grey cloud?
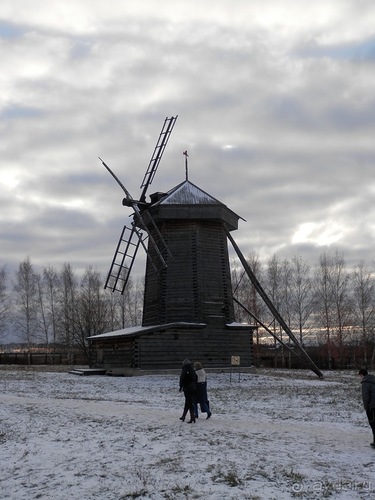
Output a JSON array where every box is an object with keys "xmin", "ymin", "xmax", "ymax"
[{"xmin": 2, "ymin": 2, "xmax": 375, "ymax": 281}]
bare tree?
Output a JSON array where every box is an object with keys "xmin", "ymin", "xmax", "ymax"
[
  {"xmin": 43, "ymin": 266, "xmax": 60, "ymax": 346},
  {"xmin": 58, "ymin": 263, "xmax": 78, "ymax": 359},
  {"xmin": 35, "ymin": 266, "xmax": 61, "ymax": 352},
  {"xmin": 313, "ymin": 252, "xmax": 335, "ymax": 368},
  {"xmin": 115, "ymin": 276, "xmax": 144, "ymax": 329},
  {"xmin": 246, "ymin": 252, "xmax": 266, "ymax": 321},
  {"xmin": 232, "ymin": 253, "xmax": 265, "ymax": 320},
  {"xmin": 13, "ymin": 257, "xmax": 39, "ymax": 355},
  {"xmin": 289, "ymin": 255, "xmax": 314, "ymax": 345},
  {"xmin": 231, "ymin": 258, "xmax": 247, "ymax": 323},
  {"xmin": 352, "ymin": 261, "xmax": 375, "ymax": 367},
  {"xmin": 313, "ymin": 252, "xmax": 351, "ymax": 368},
  {"xmin": 280, "ymin": 258, "xmax": 296, "ymax": 368},
  {"xmin": 266, "ymin": 254, "xmax": 283, "ymax": 317},
  {"xmin": 231, "ymin": 252, "xmax": 267, "ymax": 366},
  {"xmin": 0, "ymin": 266, "xmax": 11, "ymax": 343},
  {"xmin": 266, "ymin": 254, "xmax": 284, "ymax": 366},
  {"xmin": 36, "ymin": 274, "xmax": 49, "ymax": 346},
  {"xmin": 330, "ymin": 251, "xmax": 352, "ymax": 367},
  {"xmin": 72, "ymin": 266, "xmax": 110, "ymax": 362},
  {"xmin": 105, "ymin": 289, "xmax": 119, "ymax": 332},
  {"xmin": 127, "ymin": 277, "xmax": 144, "ymax": 326},
  {"xmin": 280, "ymin": 258, "xmax": 293, "ymax": 327}
]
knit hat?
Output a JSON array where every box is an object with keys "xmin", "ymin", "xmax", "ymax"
[
  {"xmin": 183, "ymin": 359, "xmax": 191, "ymax": 366},
  {"xmin": 358, "ymin": 369, "xmax": 368, "ymax": 376}
]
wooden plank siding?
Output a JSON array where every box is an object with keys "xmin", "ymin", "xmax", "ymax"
[
  {"xmin": 143, "ymin": 220, "xmax": 235, "ymax": 327},
  {"xmin": 90, "ymin": 338, "xmax": 135, "ymax": 371},
  {"xmin": 91, "ymin": 326, "xmax": 253, "ymax": 371},
  {"xmin": 137, "ymin": 328, "xmax": 253, "ymax": 369}
]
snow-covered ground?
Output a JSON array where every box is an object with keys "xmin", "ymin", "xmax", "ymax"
[{"xmin": 0, "ymin": 366, "xmax": 374, "ymax": 500}]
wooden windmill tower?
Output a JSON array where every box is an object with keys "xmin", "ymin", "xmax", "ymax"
[{"xmin": 90, "ymin": 116, "xmax": 323, "ymax": 378}]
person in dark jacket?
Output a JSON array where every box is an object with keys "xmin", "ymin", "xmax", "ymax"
[
  {"xmin": 193, "ymin": 361, "xmax": 212, "ymax": 419},
  {"xmin": 179, "ymin": 359, "xmax": 197, "ymax": 423},
  {"xmin": 358, "ymin": 368, "xmax": 375, "ymax": 447}
]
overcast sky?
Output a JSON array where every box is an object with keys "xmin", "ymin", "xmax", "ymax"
[{"xmin": 2, "ymin": 0, "xmax": 375, "ymax": 281}]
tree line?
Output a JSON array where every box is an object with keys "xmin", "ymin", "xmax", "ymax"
[
  {"xmin": 1, "ymin": 250, "xmax": 375, "ymax": 369},
  {"xmin": 0, "ymin": 257, "xmax": 144, "ymax": 363},
  {"xmin": 232, "ymin": 251, "xmax": 375, "ymax": 369}
]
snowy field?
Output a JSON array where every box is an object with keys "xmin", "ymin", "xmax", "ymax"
[{"xmin": 0, "ymin": 366, "xmax": 374, "ymax": 500}]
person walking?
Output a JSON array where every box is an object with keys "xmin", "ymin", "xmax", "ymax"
[
  {"xmin": 179, "ymin": 359, "xmax": 197, "ymax": 423},
  {"xmin": 194, "ymin": 361, "xmax": 212, "ymax": 419},
  {"xmin": 358, "ymin": 368, "xmax": 375, "ymax": 448}
]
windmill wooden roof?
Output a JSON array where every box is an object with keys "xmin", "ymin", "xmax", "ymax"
[
  {"xmin": 148, "ymin": 180, "xmax": 243, "ymax": 231},
  {"xmin": 158, "ymin": 180, "xmax": 223, "ymax": 205}
]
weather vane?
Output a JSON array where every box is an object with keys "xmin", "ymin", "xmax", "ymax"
[{"xmin": 183, "ymin": 150, "xmax": 189, "ymax": 180}]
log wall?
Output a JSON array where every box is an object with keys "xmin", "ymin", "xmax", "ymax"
[{"xmin": 91, "ymin": 326, "xmax": 253, "ymax": 371}]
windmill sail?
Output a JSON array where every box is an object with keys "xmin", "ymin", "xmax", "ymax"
[
  {"xmin": 139, "ymin": 116, "xmax": 178, "ymax": 203},
  {"xmin": 104, "ymin": 225, "xmax": 144, "ymax": 294},
  {"xmin": 101, "ymin": 116, "xmax": 177, "ymax": 295}
]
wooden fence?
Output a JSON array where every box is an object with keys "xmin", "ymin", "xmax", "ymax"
[{"xmin": 0, "ymin": 352, "xmax": 87, "ymax": 366}]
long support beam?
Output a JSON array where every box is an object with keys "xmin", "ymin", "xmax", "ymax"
[
  {"xmin": 233, "ymin": 297, "xmax": 307, "ymax": 364},
  {"xmin": 226, "ymin": 227, "xmax": 324, "ymax": 378}
]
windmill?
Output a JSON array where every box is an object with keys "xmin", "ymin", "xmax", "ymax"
[
  {"xmin": 99, "ymin": 115, "xmax": 178, "ymax": 295},
  {"xmin": 92, "ymin": 116, "xmax": 323, "ymax": 378}
]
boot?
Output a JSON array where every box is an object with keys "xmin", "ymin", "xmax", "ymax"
[
  {"xmin": 179, "ymin": 409, "xmax": 188, "ymax": 422},
  {"xmin": 187, "ymin": 409, "xmax": 196, "ymax": 423},
  {"xmin": 206, "ymin": 401, "xmax": 211, "ymax": 419}
]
